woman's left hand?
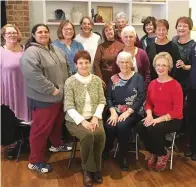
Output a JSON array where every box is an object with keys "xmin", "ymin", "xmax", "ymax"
[
  {"xmin": 91, "ymin": 116, "xmax": 99, "ymax": 130},
  {"xmin": 118, "ymin": 111, "xmax": 131, "ymax": 122},
  {"xmin": 147, "ymin": 117, "xmax": 162, "ymax": 126}
]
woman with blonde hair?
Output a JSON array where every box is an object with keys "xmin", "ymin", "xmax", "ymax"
[
  {"xmin": 1, "ymin": 24, "xmax": 30, "ymax": 159},
  {"xmin": 136, "ymin": 52, "xmax": 183, "ymax": 172}
]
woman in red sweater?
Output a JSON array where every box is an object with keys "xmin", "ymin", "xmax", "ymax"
[{"xmin": 136, "ymin": 52, "xmax": 183, "ymax": 172}]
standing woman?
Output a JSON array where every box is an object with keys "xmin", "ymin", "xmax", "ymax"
[
  {"xmin": 147, "ymin": 19, "xmax": 181, "ymax": 80},
  {"xmin": 53, "ymin": 20, "xmax": 84, "ymax": 74},
  {"xmin": 75, "ymin": 16, "xmax": 101, "ymax": 71},
  {"xmin": 140, "ymin": 16, "xmax": 156, "ymax": 52},
  {"xmin": 20, "ymin": 24, "xmax": 71, "ymax": 173},
  {"xmin": 64, "ymin": 51, "xmax": 106, "ymax": 187},
  {"xmin": 93, "ymin": 22, "xmax": 124, "ymax": 87},
  {"xmin": 1, "ymin": 24, "xmax": 30, "ymax": 159},
  {"xmin": 113, "ymin": 26, "xmax": 151, "ymax": 90}
]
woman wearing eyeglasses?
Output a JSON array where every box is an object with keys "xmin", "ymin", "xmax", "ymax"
[
  {"xmin": 1, "ymin": 24, "xmax": 30, "ymax": 160},
  {"xmin": 53, "ymin": 20, "xmax": 84, "ymax": 74},
  {"xmin": 136, "ymin": 52, "xmax": 183, "ymax": 172}
]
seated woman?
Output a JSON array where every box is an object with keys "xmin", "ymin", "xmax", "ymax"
[
  {"xmin": 136, "ymin": 52, "xmax": 183, "ymax": 172},
  {"xmin": 64, "ymin": 50, "xmax": 106, "ymax": 187},
  {"xmin": 104, "ymin": 51, "xmax": 145, "ymax": 171}
]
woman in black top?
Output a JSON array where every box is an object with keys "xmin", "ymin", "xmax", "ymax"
[{"xmin": 147, "ymin": 19, "xmax": 181, "ymax": 80}]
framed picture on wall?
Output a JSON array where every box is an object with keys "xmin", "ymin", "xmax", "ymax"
[{"xmin": 97, "ymin": 6, "xmax": 113, "ymax": 22}]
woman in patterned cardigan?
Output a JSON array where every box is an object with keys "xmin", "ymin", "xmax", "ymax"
[{"xmin": 64, "ymin": 50, "xmax": 106, "ymax": 187}]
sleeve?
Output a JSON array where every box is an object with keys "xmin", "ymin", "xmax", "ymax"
[
  {"xmin": 168, "ymin": 82, "xmax": 183, "ymax": 119},
  {"xmin": 130, "ymin": 75, "xmax": 145, "ymax": 112},
  {"xmin": 135, "ymin": 34, "xmax": 142, "ymax": 48},
  {"xmin": 67, "ymin": 109, "xmax": 85, "ymax": 125},
  {"xmin": 145, "ymin": 82, "xmax": 153, "ymax": 111},
  {"xmin": 172, "ymin": 42, "xmax": 181, "ymax": 65},
  {"xmin": 78, "ymin": 42, "xmax": 84, "ymax": 50},
  {"xmin": 141, "ymin": 49, "xmax": 151, "ymax": 90},
  {"xmin": 93, "ymin": 44, "xmax": 103, "ymax": 79},
  {"xmin": 93, "ymin": 104, "xmax": 105, "ymax": 119},
  {"xmin": 97, "ymin": 77, "xmax": 106, "ymax": 105},
  {"xmin": 20, "ymin": 49, "xmax": 55, "ymax": 95},
  {"xmin": 112, "ymin": 57, "xmax": 120, "ymax": 75},
  {"xmin": 106, "ymin": 79, "xmax": 114, "ymax": 108},
  {"xmin": 64, "ymin": 78, "xmax": 76, "ymax": 112}
]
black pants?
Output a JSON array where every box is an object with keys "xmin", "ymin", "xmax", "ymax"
[
  {"xmin": 1, "ymin": 105, "xmax": 19, "ymax": 146},
  {"xmin": 187, "ymin": 89, "xmax": 196, "ymax": 153},
  {"xmin": 136, "ymin": 119, "xmax": 182, "ymax": 156},
  {"xmin": 104, "ymin": 113, "xmax": 142, "ymax": 158}
]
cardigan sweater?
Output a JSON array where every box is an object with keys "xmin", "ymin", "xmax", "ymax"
[{"xmin": 64, "ymin": 74, "xmax": 106, "ymax": 123}]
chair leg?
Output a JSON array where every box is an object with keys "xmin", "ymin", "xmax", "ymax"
[
  {"xmin": 16, "ymin": 131, "xmax": 24, "ymax": 162},
  {"xmin": 136, "ymin": 134, "xmax": 139, "ymax": 160},
  {"xmin": 114, "ymin": 143, "xmax": 119, "ymax": 158},
  {"xmin": 170, "ymin": 132, "xmax": 176, "ymax": 170},
  {"xmin": 68, "ymin": 139, "xmax": 77, "ymax": 169}
]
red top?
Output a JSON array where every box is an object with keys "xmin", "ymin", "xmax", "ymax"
[{"xmin": 145, "ymin": 79, "xmax": 183, "ymax": 119}]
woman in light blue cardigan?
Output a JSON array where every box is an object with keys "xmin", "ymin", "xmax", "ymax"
[
  {"xmin": 64, "ymin": 50, "xmax": 106, "ymax": 187},
  {"xmin": 53, "ymin": 20, "xmax": 84, "ymax": 74}
]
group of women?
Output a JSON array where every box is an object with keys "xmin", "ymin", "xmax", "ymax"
[{"xmin": 1, "ymin": 12, "xmax": 196, "ymax": 187}]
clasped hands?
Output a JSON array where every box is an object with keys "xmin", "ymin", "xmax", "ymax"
[
  {"xmin": 81, "ymin": 116, "xmax": 99, "ymax": 131},
  {"xmin": 142, "ymin": 115, "xmax": 162, "ymax": 127},
  {"xmin": 107, "ymin": 110, "xmax": 131, "ymax": 126}
]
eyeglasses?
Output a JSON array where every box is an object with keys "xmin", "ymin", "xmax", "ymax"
[
  {"xmin": 5, "ymin": 32, "xmax": 18, "ymax": 36},
  {"xmin": 155, "ymin": 64, "xmax": 169, "ymax": 68},
  {"xmin": 63, "ymin": 28, "xmax": 73, "ymax": 32}
]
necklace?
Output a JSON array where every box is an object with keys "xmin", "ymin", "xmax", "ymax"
[{"xmin": 158, "ymin": 83, "xmax": 165, "ymax": 91}]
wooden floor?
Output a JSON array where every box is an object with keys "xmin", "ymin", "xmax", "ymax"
[{"xmin": 1, "ymin": 139, "xmax": 196, "ymax": 187}]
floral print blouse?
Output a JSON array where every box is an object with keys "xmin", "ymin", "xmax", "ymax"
[{"xmin": 107, "ymin": 73, "xmax": 145, "ymax": 115}]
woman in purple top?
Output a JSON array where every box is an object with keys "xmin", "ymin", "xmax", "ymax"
[
  {"xmin": 112, "ymin": 25, "xmax": 151, "ymax": 90},
  {"xmin": 1, "ymin": 24, "xmax": 30, "ymax": 159}
]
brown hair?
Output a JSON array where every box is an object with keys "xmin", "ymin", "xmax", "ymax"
[
  {"xmin": 175, "ymin": 17, "xmax": 193, "ymax": 30},
  {"xmin": 74, "ymin": 50, "xmax": 91, "ymax": 64},
  {"xmin": 1, "ymin": 24, "xmax": 22, "ymax": 45},
  {"xmin": 57, "ymin": 20, "xmax": 76, "ymax": 40},
  {"xmin": 156, "ymin": 19, "xmax": 169, "ymax": 30},
  {"xmin": 102, "ymin": 22, "xmax": 115, "ymax": 42},
  {"xmin": 80, "ymin": 16, "xmax": 94, "ymax": 26},
  {"xmin": 142, "ymin": 16, "xmax": 156, "ymax": 34}
]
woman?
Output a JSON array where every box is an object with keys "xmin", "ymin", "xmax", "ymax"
[
  {"xmin": 93, "ymin": 22, "xmax": 124, "ymax": 87},
  {"xmin": 20, "ymin": 24, "xmax": 71, "ymax": 173},
  {"xmin": 172, "ymin": 17, "xmax": 195, "ymax": 93},
  {"xmin": 147, "ymin": 19, "xmax": 181, "ymax": 80},
  {"xmin": 112, "ymin": 25, "xmax": 151, "ymax": 90},
  {"xmin": 1, "ymin": 24, "xmax": 30, "ymax": 160},
  {"xmin": 115, "ymin": 11, "xmax": 141, "ymax": 48},
  {"xmin": 185, "ymin": 42, "xmax": 196, "ymax": 161},
  {"xmin": 141, "ymin": 16, "xmax": 156, "ymax": 52},
  {"xmin": 75, "ymin": 16, "xmax": 101, "ymax": 71},
  {"xmin": 53, "ymin": 20, "xmax": 84, "ymax": 74},
  {"xmin": 64, "ymin": 50, "xmax": 106, "ymax": 187},
  {"xmin": 136, "ymin": 52, "xmax": 183, "ymax": 172},
  {"xmin": 104, "ymin": 51, "xmax": 145, "ymax": 171}
]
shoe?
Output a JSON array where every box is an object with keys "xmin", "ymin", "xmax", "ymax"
[
  {"xmin": 120, "ymin": 157, "xmax": 129, "ymax": 171},
  {"xmin": 49, "ymin": 144, "xmax": 72, "ymax": 152},
  {"xmin": 83, "ymin": 170, "xmax": 93, "ymax": 187},
  {"xmin": 7, "ymin": 142, "xmax": 19, "ymax": 160},
  {"xmin": 184, "ymin": 150, "xmax": 193, "ymax": 157},
  {"xmin": 191, "ymin": 154, "xmax": 196, "ymax": 161},
  {"xmin": 147, "ymin": 153, "xmax": 156, "ymax": 170},
  {"xmin": 92, "ymin": 171, "xmax": 103, "ymax": 184},
  {"xmin": 28, "ymin": 162, "xmax": 52, "ymax": 173},
  {"xmin": 155, "ymin": 150, "xmax": 170, "ymax": 172}
]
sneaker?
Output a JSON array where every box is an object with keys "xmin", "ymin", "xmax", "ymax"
[
  {"xmin": 49, "ymin": 144, "xmax": 72, "ymax": 152},
  {"xmin": 28, "ymin": 162, "xmax": 52, "ymax": 173},
  {"xmin": 156, "ymin": 150, "xmax": 170, "ymax": 172},
  {"xmin": 147, "ymin": 153, "xmax": 156, "ymax": 170}
]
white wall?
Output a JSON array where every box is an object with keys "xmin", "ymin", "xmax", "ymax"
[{"xmin": 189, "ymin": 0, "xmax": 196, "ymax": 40}]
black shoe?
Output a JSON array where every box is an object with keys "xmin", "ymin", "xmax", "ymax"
[
  {"xmin": 83, "ymin": 171, "xmax": 93, "ymax": 187},
  {"xmin": 184, "ymin": 150, "xmax": 193, "ymax": 157},
  {"xmin": 120, "ymin": 157, "xmax": 129, "ymax": 171},
  {"xmin": 7, "ymin": 143, "xmax": 19, "ymax": 160},
  {"xmin": 191, "ymin": 154, "xmax": 196, "ymax": 161},
  {"xmin": 93, "ymin": 171, "xmax": 103, "ymax": 184}
]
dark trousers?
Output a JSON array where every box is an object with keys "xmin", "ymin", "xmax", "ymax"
[
  {"xmin": 104, "ymin": 113, "xmax": 142, "ymax": 158},
  {"xmin": 66, "ymin": 120, "xmax": 105, "ymax": 172},
  {"xmin": 187, "ymin": 89, "xmax": 196, "ymax": 153},
  {"xmin": 136, "ymin": 119, "xmax": 182, "ymax": 156},
  {"xmin": 29, "ymin": 103, "xmax": 64, "ymax": 163}
]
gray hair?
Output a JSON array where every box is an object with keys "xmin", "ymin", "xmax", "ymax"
[
  {"xmin": 116, "ymin": 51, "xmax": 133, "ymax": 66},
  {"xmin": 121, "ymin": 25, "xmax": 136, "ymax": 38},
  {"xmin": 115, "ymin": 12, "xmax": 127, "ymax": 21}
]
